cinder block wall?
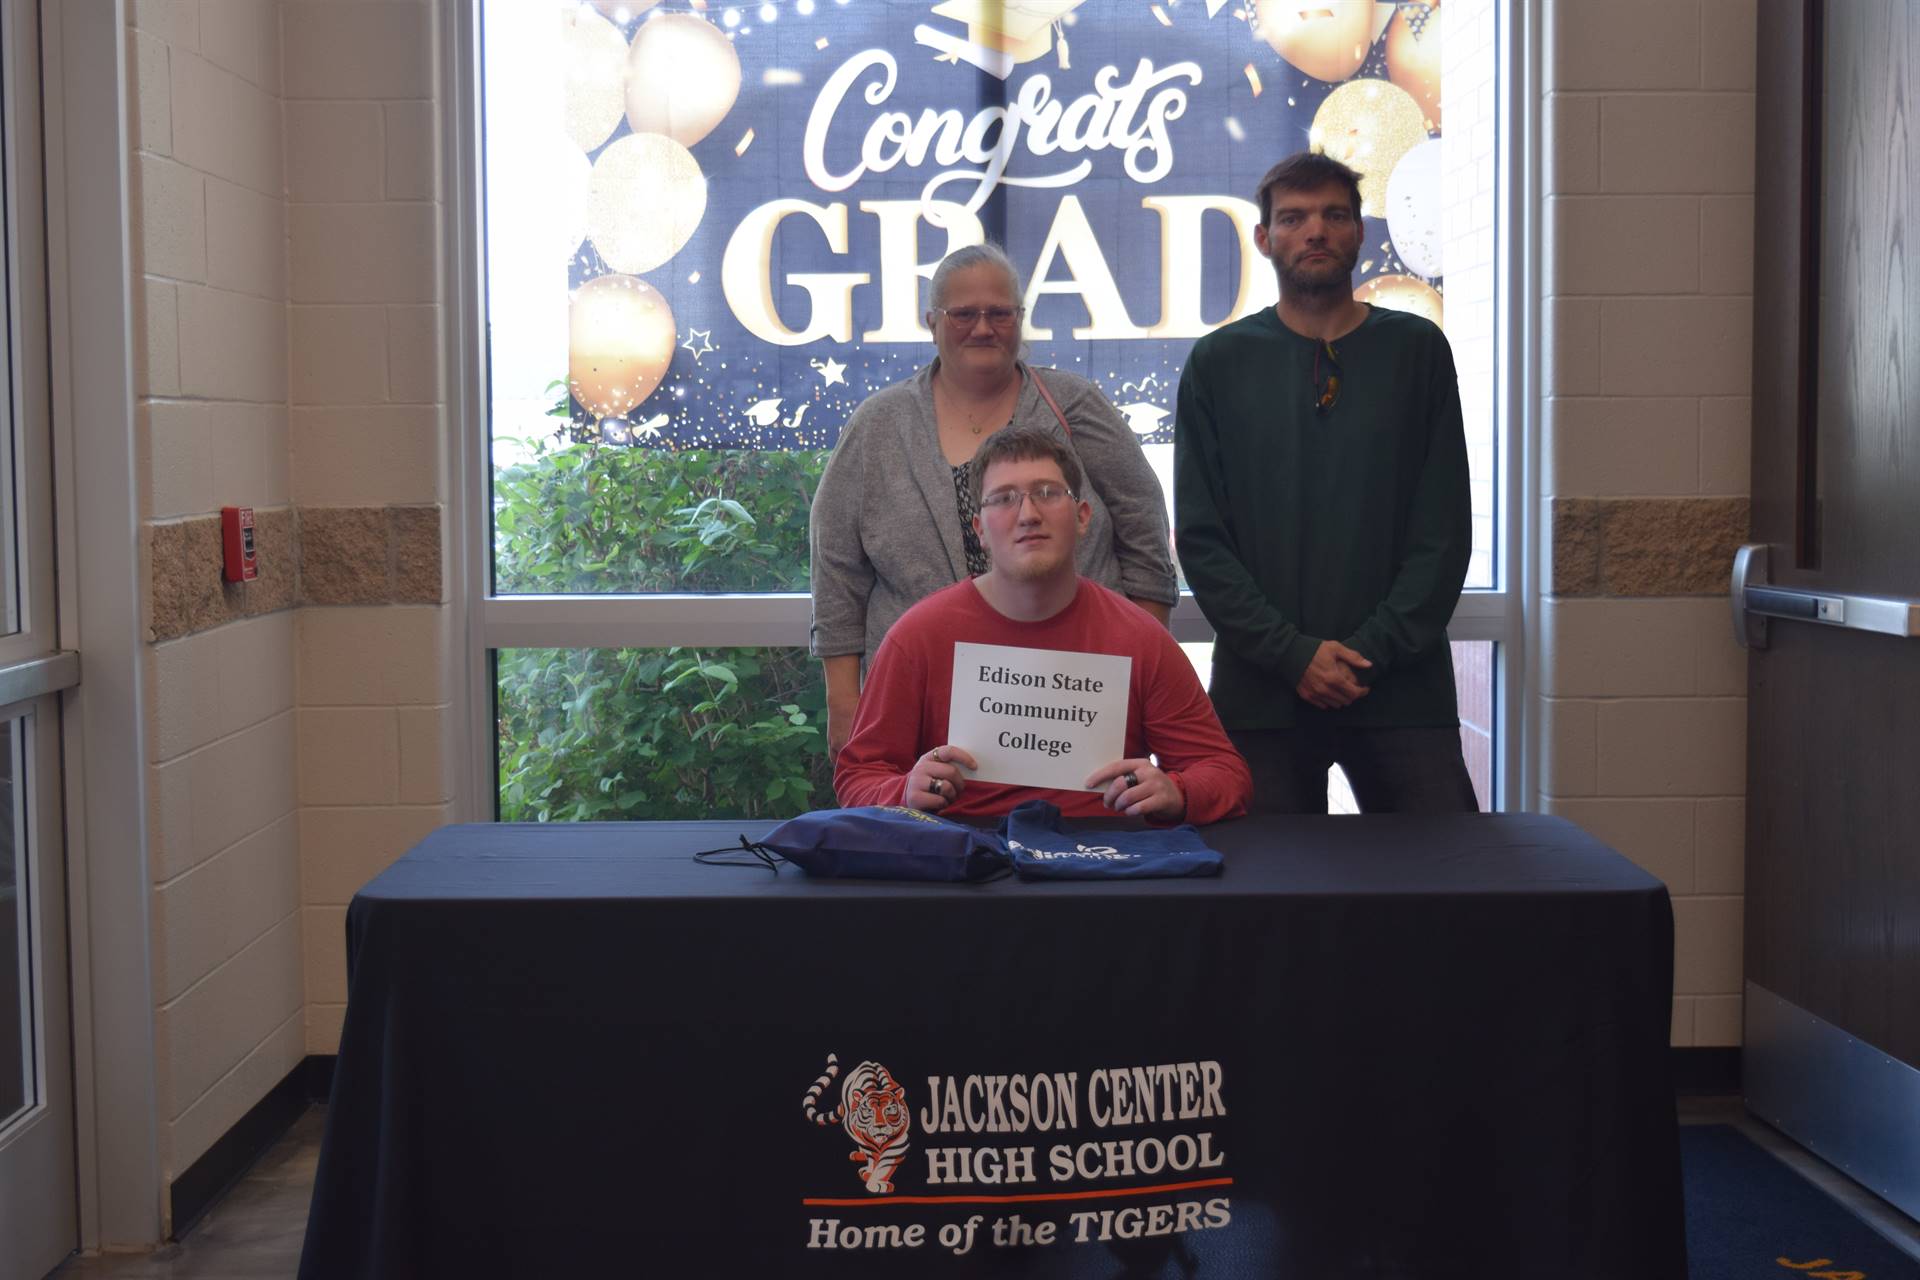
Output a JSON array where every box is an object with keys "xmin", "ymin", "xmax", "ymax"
[
  {"xmin": 1539, "ymin": 0, "xmax": 1756, "ymax": 1047},
  {"xmin": 128, "ymin": 0, "xmax": 301, "ymax": 1189},
  {"xmin": 125, "ymin": 0, "xmax": 454, "ymax": 1192},
  {"xmin": 282, "ymin": 0, "xmax": 453, "ymax": 1061}
]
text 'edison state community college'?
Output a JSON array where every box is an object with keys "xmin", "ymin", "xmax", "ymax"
[{"xmin": 975, "ymin": 662, "xmax": 1110, "ymax": 733}]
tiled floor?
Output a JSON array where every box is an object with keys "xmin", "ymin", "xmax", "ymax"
[
  {"xmin": 40, "ymin": 1099, "xmax": 1920, "ymax": 1278},
  {"xmin": 47, "ymin": 1108, "xmax": 321, "ymax": 1279}
]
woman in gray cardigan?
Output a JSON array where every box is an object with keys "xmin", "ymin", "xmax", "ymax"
[{"xmin": 809, "ymin": 243, "xmax": 1179, "ymax": 756}]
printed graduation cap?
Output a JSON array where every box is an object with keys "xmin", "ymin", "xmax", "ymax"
[{"xmin": 926, "ymin": 0, "xmax": 1086, "ymax": 66}]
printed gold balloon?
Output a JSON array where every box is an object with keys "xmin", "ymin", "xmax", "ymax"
[
  {"xmin": 568, "ymin": 274, "xmax": 678, "ymax": 421},
  {"xmin": 1355, "ymin": 274, "xmax": 1444, "ymax": 328},
  {"xmin": 561, "ymin": 7, "xmax": 629, "ymax": 154},
  {"xmin": 623, "ymin": 13, "xmax": 743, "ymax": 149},
  {"xmin": 586, "ymin": 132, "xmax": 707, "ymax": 274},
  {"xmin": 1309, "ymin": 79, "xmax": 1430, "ymax": 217},
  {"xmin": 1386, "ymin": 0, "xmax": 1443, "ymax": 130},
  {"xmin": 1254, "ymin": 0, "xmax": 1375, "ymax": 83}
]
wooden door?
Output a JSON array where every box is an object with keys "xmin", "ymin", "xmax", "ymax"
[{"xmin": 1744, "ymin": 0, "xmax": 1920, "ymax": 1220}]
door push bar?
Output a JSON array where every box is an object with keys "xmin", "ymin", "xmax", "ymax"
[{"xmin": 1731, "ymin": 543, "xmax": 1920, "ymax": 649}]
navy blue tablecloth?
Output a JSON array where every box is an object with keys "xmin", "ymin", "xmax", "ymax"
[{"xmin": 299, "ymin": 814, "xmax": 1685, "ymax": 1279}]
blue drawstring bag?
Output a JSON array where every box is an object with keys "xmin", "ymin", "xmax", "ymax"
[
  {"xmin": 1001, "ymin": 800, "xmax": 1224, "ymax": 879},
  {"xmin": 700, "ymin": 806, "xmax": 1011, "ymax": 882}
]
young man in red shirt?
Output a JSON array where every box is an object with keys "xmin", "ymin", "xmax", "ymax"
[{"xmin": 835, "ymin": 428, "xmax": 1250, "ymax": 825}]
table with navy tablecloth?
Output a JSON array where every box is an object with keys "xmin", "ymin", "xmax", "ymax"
[{"xmin": 298, "ymin": 814, "xmax": 1685, "ymax": 1279}]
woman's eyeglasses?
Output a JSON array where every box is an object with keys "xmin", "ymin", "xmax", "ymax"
[
  {"xmin": 935, "ymin": 306, "xmax": 1025, "ymax": 332},
  {"xmin": 980, "ymin": 483, "xmax": 1076, "ymax": 514},
  {"xmin": 1313, "ymin": 339, "xmax": 1342, "ymax": 413}
]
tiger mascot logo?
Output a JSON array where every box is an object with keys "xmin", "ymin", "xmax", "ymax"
[{"xmin": 802, "ymin": 1053, "xmax": 911, "ymax": 1194}]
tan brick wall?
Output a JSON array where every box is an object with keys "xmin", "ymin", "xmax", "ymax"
[
  {"xmin": 129, "ymin": 0, "xmax": 301, "ymax": 1183},
  {"xmin": 129, "ymin": 0, "xmax": 454, "ymax": 1180},
  {"xmin": 1540, "ymin": 0, "xmax": 1756, "ymax": 1048},
  {"xmin": 283, "ymin": 0, "xmax": 451, "ymax": 1058}
]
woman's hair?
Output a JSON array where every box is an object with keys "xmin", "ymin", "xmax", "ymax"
[
  {"xmin": 970, "ymin": 426, "xmax": 1083, "ymax": 503},
  {"xmin": 928, "ymin": 242, "xmax": 1026, "ymax": 313}
]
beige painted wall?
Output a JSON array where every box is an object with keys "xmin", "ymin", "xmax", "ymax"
[
  {"xmin": 1540, "ymin": 0, "xmax": 1757, "ymax": 1047},
  {"xmin": 113, "ymin": 0, "xmax": 1764, "ymax": 1193}
]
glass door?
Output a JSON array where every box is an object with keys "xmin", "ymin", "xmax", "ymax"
[
  {"xmin": 0, "ymin": 1, "xmax": 79, "ymax": 1275},
  {"xmin": 0, "ymin": 695, "xmax": 71, "ymax": 1279}
]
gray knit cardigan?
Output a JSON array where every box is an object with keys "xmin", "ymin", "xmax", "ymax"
[{"xmin": 809, "ymin": 360, "xmax": 1178, "ymax": 666}]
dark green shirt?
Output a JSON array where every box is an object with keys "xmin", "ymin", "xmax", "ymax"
[{"xmin": 1173, "ymin": 305, "xmax": 1471, "ymax": 729}]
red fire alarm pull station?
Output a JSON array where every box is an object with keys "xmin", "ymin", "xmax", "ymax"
[{"xmin": 221, "ymin": 506, "xmax": 257, "ymax": 582}]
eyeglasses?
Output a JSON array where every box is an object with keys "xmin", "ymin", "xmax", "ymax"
[
  {"xmin": 1312, "ymin": 339, "xmax": 1342, "ymax": 413},
  {"xmin": 934, "ymin": 305, "xmax": 1025, "ymax": 332},
  {"xmin": 980, "ymin": 483, "xmax": 1076, "ymax": 514}
]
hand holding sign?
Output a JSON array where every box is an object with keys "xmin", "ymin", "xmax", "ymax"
[
  {"xmin": 904, "ymin": 745, "xmax": 979, "ymax": 814},
  {"xmin": 1086, "ymin": 759, "xmax": 1185, "ymax": 822}
]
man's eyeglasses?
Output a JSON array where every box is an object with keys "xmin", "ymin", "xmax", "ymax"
[
  {"xmin": 935, "ymin": 305, "xmax": 1025, "ymax": 332},
  {"xmin": 1313, "ymin": 339, "xmax": 1342, "ymax": 413},
  {"xmin": 980, "ymin": 482, "xmax": 1076, "ymax": 514}
]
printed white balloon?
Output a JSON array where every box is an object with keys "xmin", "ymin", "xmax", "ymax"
[
  {"xmin": 624, "ymin": 13, "xmax": 743, "ymax": 148},
  {"xmin": 1386, "ymin": 138, "xmax": 1444, "ymax": 280},
  {"xmin": 561, "ymin": 7, "xmax": 630, "ymax": 154}
]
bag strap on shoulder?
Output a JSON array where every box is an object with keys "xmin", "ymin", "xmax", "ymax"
[{"xmin": 1030, "ymin": 369, "xmax": 1072, "ymax": 439}]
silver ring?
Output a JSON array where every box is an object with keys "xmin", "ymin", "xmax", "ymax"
[
  {"xmin": 1124, "ymin": 771, "xmax": 1139, "ymax": 789},
  {"xmin": 931, "ymin": 778, "xmax": 946, "ymax": 797}
]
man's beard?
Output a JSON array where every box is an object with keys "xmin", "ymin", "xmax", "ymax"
[
  {"xmin": 994, "ymin": 541, "xmax": 1070, "ymax": 584},
  {"xmin": 1277, "ymin": 248, "xmax": 1357, "ymax": 299}
]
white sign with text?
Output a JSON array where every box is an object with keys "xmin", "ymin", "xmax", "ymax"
[{"xmin": 947, "ymin": 642, "xmax": 1132, "ymax": 791}]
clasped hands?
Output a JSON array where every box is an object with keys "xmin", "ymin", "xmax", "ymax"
[
  {"xmin": 1296, "ymin": 640, "xmax": 1373, "ymax": 710},
  {"xmin": 904, "ymin": 746, "xmax": 1185, "ymax": 820}
]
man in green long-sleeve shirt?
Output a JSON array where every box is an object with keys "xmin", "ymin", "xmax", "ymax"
[{"xmin": 1173, "ymin": 151, "xmax": 1477, "ymax": 813}]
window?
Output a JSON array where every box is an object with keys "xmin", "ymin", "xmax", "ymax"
[{"xmin": 468, "ymin": 0, "xmax": 1519, "ymax": 816}]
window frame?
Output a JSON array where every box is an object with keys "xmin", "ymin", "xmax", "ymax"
[{"xmin": 450, "ymin": 0, "xmax": 1540, "ymax": 817}]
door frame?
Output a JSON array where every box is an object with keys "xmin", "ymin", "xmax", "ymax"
[{"xmin": 42, "ymin": 0, "xmax": 161, "ymax": 1250}]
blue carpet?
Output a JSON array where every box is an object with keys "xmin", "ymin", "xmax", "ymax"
[{"xmin": 1683, "ymin": 1125, "xmax": 1920, "ymax": 1279}]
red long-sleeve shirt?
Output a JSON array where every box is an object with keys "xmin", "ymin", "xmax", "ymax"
[{"xmin": 835, "ymin": 579, "xmax": 1251, "ymax": 824}]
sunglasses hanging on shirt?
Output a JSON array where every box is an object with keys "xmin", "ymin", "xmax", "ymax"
[{"xmin": 1313, "ymin": 339, "xmax": 1342, "ymax": 414}]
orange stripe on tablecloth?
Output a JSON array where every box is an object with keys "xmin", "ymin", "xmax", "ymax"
[{"xmin": 802, "ymin": 1177, "xmax": 1233, "ymax": 1207}]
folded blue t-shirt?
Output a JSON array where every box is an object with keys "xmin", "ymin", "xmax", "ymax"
[{"xmin": 1002, "ymin": 800, "xmax": 1224, "ymax": 879}]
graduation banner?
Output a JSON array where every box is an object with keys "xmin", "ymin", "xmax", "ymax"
[{"xmin": 483, "ymin": 0, "xmax": 1446, "ymax": 460}]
